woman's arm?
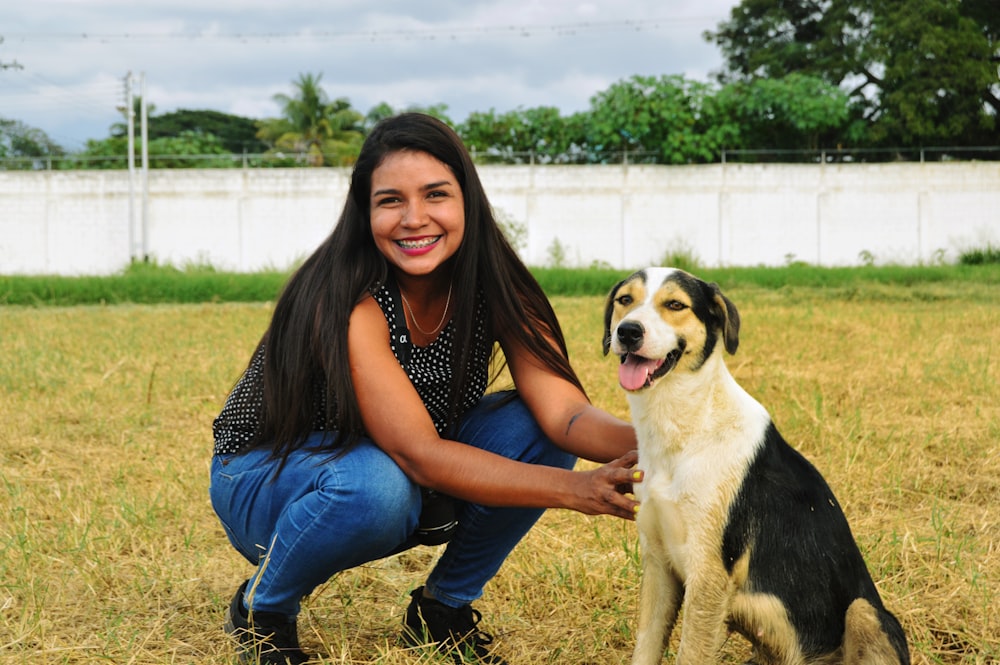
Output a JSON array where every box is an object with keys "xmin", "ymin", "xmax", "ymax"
[
  {"xmin": 500, "ymin": 333, "xmax": 637, "ymax": 464},
  {"xmin": 348, "ymin": 295, "xmax": 639, "ymax": 520}
]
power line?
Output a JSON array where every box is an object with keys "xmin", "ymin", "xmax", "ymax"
[{"xmin": 2, "ymin": 17, "xmax": 721, "ymax": 44}]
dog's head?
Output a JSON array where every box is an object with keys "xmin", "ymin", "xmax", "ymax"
[{"xmin": 602, "ymin": 267, "xmax": 740, "ymax": 392}]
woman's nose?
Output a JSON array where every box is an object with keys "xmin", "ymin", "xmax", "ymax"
[{"xmin": 400, "ymin": 201, "xmax": 426, "ymax": 227}]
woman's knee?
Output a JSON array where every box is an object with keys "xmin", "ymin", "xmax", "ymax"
[
  {"xmin": 352, "ymin": 462, "xmax": 420, "ymax": 522},
  {"xmin": 323, "ymin": 445, "xmax": 421, "ymax": 533}
]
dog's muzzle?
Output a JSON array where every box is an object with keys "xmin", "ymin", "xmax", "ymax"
[{"xmin": 615, "ymin": 321, "xmax": 685, "ymax": 391}]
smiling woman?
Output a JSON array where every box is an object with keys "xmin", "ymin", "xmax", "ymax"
[
  {"xmin": 369, "ymin": 150, "xmax": 466, "ymax": 341},
  {"xmin": 207, "ymin": 113, "xmax": 640, "ymax": 664}
]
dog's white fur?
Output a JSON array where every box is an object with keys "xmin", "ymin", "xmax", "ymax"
[{"xmin": 605, "ymin": 267, "xmax": 907, "ymax": 665}]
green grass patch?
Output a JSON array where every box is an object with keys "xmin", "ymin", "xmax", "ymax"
[
  {"xmin": 0, "ymin": 261, "xmax": 288, "ymax": 306},
  {"xmin": 3, "ymin": 262, "xmax": 999, "ymax": 306}
]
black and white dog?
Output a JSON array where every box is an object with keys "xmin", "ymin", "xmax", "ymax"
[{"xmin": 603, "ymin": 267, "xmax": 909, "ymax": 665}]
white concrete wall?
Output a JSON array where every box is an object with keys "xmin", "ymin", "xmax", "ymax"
[{"xmin": 1, "ymin": 162, "xmax": 997, "ymax": 275}]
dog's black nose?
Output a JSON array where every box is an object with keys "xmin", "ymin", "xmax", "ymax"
[{"xmin": 616, "ymin": 321, "xmax": 644, "ymax": 351}]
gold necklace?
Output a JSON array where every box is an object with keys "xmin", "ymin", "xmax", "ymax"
[{"xmin": 400, "ymin": 283, "xmax": 453, "ymax": 336}]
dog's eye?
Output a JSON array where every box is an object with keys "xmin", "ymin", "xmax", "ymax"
[
  {"xmin": 665, "ymin": 300, "xmax": 687, "ymax": 311},
  {"xmin": 616, "ymin": 295, "xmax": 633, "ymax": 306}
]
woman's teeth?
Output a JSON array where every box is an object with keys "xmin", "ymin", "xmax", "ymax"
[{"xmin": 397, "ymin": 236, "xmax": 440, "ymax": 249}]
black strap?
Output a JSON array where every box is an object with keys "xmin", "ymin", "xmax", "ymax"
[{"xmin": 383, "ymin": 278, "xmax": 412, "ymax": 367}]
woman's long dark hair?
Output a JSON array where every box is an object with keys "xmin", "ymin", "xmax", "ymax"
[{"xmin": 252, "ymin": 113, "xmax": 584, "ymax": 464}]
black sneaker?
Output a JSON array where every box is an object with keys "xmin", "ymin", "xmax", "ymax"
[
  {"xmin": 401, "ymin": 587, "xmax": 508, "ymax": 665},
  {"xmin": 224, "ymin": 580, "xmax": 310, "ymax": 665}
]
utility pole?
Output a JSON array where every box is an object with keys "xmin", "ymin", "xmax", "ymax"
[
  {"xmin": 121, "ymin": 71, "xmax": 149, "ymax": 262},
  {"xmin": 125, "ymin": 72, "xmax": 137, "ymax": 261},
  {"xmin": 140, "ymin": 72, "xmax": 149, "ymax": 261}
]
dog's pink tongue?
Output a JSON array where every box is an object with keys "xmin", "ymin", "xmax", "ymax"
[{"xmin": 619, "ymin": 355, "xmax": 662, "ymax": 391}]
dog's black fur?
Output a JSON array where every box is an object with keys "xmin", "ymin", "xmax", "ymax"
[{"xmin": 723, "ymin": 422, "xmax": 905, "ymax": 659}]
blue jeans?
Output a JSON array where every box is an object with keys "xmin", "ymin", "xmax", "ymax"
[{"xmin": 209, "ymin": 391, "xmax": 576, "ymax": 616}]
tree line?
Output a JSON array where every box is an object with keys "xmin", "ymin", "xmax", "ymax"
[{"xmin": 2, "ymin": 0, "xmax": 997, "ymax": 168}]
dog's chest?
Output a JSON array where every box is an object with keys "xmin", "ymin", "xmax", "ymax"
[
  {"xmin": 635, "ymin": 441, "xmax": 753, "ymax": 580},
  {"xmin": 625, "ymin": 364, "xmax": 770, "ymax": 579}
]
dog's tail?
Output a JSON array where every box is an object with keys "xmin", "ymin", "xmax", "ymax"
[{"xmin": 842, "ymin": 598, "xmax": 910, "ymax": 665}]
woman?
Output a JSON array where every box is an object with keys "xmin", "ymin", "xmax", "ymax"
[{"xmin": 210, "ymin": 113, "xmax": 640, "ymax": 665}]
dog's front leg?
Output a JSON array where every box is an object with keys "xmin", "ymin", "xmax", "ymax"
[
  {"xmin": 674, "ymin": 564, "xmax": 732, "ymax": 665},
  {"xmin": 631, "ymin": 548, "xmax": 682, "ymax": 665}
]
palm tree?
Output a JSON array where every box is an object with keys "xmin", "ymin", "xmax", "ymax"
[{"xmin": 257, "ymin": 73, "xmax": 364, "ymax": 166}]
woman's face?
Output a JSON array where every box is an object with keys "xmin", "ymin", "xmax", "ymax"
[{"xmin": 369, "ymin": 150, "xmax": 465, "ymax": 279}]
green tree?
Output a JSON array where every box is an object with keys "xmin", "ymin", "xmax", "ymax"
[
  {"xmin": 74, "ymin": 136, "xmax": 129, "ymax": 169},
  {"xmin": 73, "ymin": 131, "xmax": 236, "ymax": 169},
  {"xmin": 0, "ymin": 118, "xmax": 66, "ymax": 169},
  {"xmin": 149, "ymin": 109, "xmax": 268, "ymax": 154},
  {"xmin": 706, "ymin": 0, "xmax": 999, "ymax": 149},
  {"xmin": 715, "ymin": 73, "xmax": 853, "ymax": 155},
  {"xmin": 585, "ymin": 75, "xmax": 738, "ymax": 163},
  {"xmin": 458, "ymin": 108, "xmax": 520, "ymax": 161},
  {"xmin": 872, "ymin": 0, "xmax": 998, "ymax": 146},
  {"xmin": 146, "ymin": 131, "xmax": 237, "ymax": 168},
  {"xmin": 256, "ymin": 73, "xmax": 364, "ymax": 166},
  {"xmin": 363, "ymin": 102, "xmax": 453, "ymax": 132},
  {"xmin": 458, "ymin": 107, "xmax": 585, "ymax": 163},
  {"xmin": 364, "ymin": 102, "xmax": 397, "ymax": 132},
  {"xmin": 707, "ymin": 0, "xmax": 872, "ymax": 87}
]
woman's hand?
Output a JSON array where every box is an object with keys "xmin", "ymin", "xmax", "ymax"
[{"xmin": 570, "ymin": 450, "xmax": 642, "ymax": 520}]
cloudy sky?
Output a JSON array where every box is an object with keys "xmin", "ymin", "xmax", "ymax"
[{"xmin": 1, "ymin": 0, "xmax": 739, "ymax": 151}]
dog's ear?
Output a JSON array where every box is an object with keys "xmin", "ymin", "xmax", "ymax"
[
  {"xmin": 709, "ymin": 283, "xmax": 740, "ymax": 355},
  {"xmin": 602, "ymin": 278, "xmax": 627, "ymax": 356}
]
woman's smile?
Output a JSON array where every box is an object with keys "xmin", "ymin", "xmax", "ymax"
[{"xmin": 396, "ymin": 235, "xmax": 443, "ymax": 254}]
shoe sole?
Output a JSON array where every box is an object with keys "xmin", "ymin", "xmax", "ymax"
[
  {"xmin": 223, "ymin": 606, "xmax": 253, "ymax": 665},
  {"xmin": 224, "ymin": 605, "xmax": 237, "ymax": 636}
]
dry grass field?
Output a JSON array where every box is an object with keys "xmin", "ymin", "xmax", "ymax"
[{"xmin": 1, "ymin": 282, "xmax": 997, "ymax": 664}]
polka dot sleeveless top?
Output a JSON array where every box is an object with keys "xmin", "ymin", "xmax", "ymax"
[{"xmin": 212, "ymin": 282, "xmax": 492, "ymax": 456}]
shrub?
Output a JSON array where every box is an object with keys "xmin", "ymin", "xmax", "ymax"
[{"xmin": 959, "ymin": 244, "xmax": 1000, "ymax": 265}]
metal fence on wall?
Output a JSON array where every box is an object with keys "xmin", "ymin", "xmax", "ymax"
[{"xmin": 3, "ymin": 145, "xmax": 1000, "ymax": 171}]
